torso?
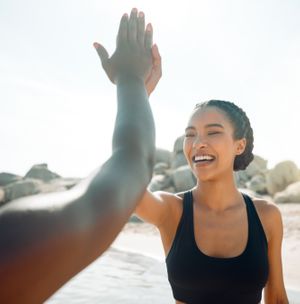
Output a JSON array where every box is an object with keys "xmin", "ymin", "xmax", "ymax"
[
  {"xmin": 158, "ymin": 191, "xmax": 271, "ymax": 259},
  {"xmin": 158, "ymin": 190, "xmax": 271, "ymax": 304}
]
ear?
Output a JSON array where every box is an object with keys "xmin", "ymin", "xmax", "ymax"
[{"xmin": 235, "ymin": 138, "xmax": 246, "ymax": 155}]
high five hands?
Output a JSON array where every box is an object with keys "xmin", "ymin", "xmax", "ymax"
[{"xmin": 94, "ymin": 8, "xmax": 161, "ymax": 96}]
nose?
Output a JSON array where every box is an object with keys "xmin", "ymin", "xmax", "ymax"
[{"xmin": 192, "ymin": 135, "xmax": 207, "ymax": 149}]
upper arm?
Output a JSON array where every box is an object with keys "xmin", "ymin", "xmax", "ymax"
[
  {"xmin": 134, "ymin": 190, "xmax": 174, "ymax": 228},
  {"xmin": 263, "ymin": 203, "xmax": 289, "ymax": 304}
]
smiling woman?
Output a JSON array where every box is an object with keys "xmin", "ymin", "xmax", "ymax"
[{"xmin": 134, "ymin": 100, "xmax": 289, "ymax": 303}]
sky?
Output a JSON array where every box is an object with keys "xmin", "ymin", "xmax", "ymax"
[{"xmin": 1, "ymin": 0, "xmax": 300, "ymax": 178}]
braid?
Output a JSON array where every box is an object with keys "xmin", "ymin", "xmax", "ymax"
[{"xmin": 195, "ymin": 100, "xmax": 254, "ymax": 171}]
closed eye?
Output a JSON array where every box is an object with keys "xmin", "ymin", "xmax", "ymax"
[
  {"xmin": 185, "ymin": 133, "xmax": 195, "ymax": 137},
  {"xmin": 208, "ymin": 131, "xmax": 221, "ymax": 135}
]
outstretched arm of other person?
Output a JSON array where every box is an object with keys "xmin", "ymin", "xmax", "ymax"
[{"xmin": 0, "ymin": 8, "xmax": 155, "ymax": 304}]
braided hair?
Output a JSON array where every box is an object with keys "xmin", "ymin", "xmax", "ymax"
[{"xmin": 194, "ymin": 100, "xmax": 254, "ymax": 171}]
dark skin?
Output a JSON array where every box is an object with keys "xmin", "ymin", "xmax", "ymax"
[{"xmin": 0, "ymin": 8, "xmax": 161, "ymax": 304}]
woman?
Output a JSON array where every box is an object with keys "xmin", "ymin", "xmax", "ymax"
[{"xmin": 135, "ymin": 100, "xmax": 289, "ymax": 303}]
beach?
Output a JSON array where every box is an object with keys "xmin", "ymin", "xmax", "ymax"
[{"xmin": 47, "ymin": 203, "xmax": 300, "ymax": 304}]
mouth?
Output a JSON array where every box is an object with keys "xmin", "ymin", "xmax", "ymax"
[{"xmin": 192, "ymin": 154, "xmax": 216, "ymax": 166}]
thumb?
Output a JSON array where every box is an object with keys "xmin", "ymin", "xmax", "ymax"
[
  {"xmin": 93, "ymin": 42, "xmax": 109, "ymax": 65},
  {"xmin": 152, "ymin": 44, "xmax": 161, "ymax": 61}
]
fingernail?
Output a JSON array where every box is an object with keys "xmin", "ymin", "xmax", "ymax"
[
  {"xmin": 123, "ymin": 13, "xmax": 128, "ymax": 18},
  {"xmin": 138, "ymin": 11, "xmax": 144, "ymax": 18},
  {"xmin": 146, "ymin": 23, "xmax": 152, "ymax": 31},
  {"xmin": 93, "ymin": 42, "xmax": 99, "ymax": 49},
  {"xmin": 132, "ymin": 8, "xmax": 137, "ymax": 13}
]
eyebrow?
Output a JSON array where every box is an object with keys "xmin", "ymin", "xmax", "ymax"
[{"xmin": 185, "ymin": 123, "xmax": 224, "ymax": 132}]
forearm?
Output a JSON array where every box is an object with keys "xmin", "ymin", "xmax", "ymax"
[
  {"xmin": 0, "ymin": 185, "xmax": 136, "ymax": 304},
  {"xmin": 114, "ymin": 75, "xmax": 155, "ymax": 169}
]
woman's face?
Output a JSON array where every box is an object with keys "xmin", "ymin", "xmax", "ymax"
[{"xmin": 183, "ymin": 106, "xmax": 246, "ymax": 182}]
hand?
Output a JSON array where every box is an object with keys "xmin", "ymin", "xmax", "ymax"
[
  {"xmin": 146, "ymin": 44, "xmax": 162, "ymax": 96},
  {"xmin": 94, "ymin": 8, "xmax": 153, "ymax": 84}
]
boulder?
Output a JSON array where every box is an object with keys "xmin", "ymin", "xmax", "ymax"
[
  {"xmin": 238, "ymin": 188, "xmax": 259, "ymax": 198},
  {"xmin": 148, "ymin": 174, "xmax": 172, "ymax": 192},
  {"xmin": 37, "ymin": 183, "xmax": 67, "ymax": 194},
  {"xmin": 0, "ymin": 172, "xmax": 22, "ymax": 186},
  {"xmin": 246, "ymin": 174, "xmax": 267, "ymax": 194},
  {"xmin": 266, "ymin": 161, "xmax": 300, "ymax": 196},
  {"xmin": 173, "ymin": 135, "xmax": 185, "ymax": 153},
  {"xmin": 162, "ymin": 186, "xmax": 176, "ymax": 193},
  {"xmin": 274, "ymin": 181, "xmax": 300, "ymax": 203},
  {"xmin": 153, "ymin": 162, "xmax": 169, "ymax": 176},
  {"xmin": 155, "ymin": 148, "xmax": 172, "ymax": 166},
  {"xmin": 172, "ymin": 165, "xmax": 196, "ymax": 192},
  {"xmin": 244, "ymin": 155, "xmax": 268, "ymax": 178},
  {"xmin": 3, "ymin": 179, "xmax": 43, "ymax": 203},
  {"xmin": 234, "ymin": 155, "xmax": 268, "ymax": 188},
  {"xmin": 49, "ymin": 178, "xmax": 81, "ymax": 190},
  {"xmin": 171, "ymin": 152, "xmax": 188, "ymax": 169},
  {"xmin": 0, "ymin": 188, "xmax": 5, "ymax": 205},
  {"xmin": 234, "ymin": 171, "xmax": 249, "ymax": 188},
  {"xmin": 25, "ymin": 164, "xmax": 60, "ymax": 182}
]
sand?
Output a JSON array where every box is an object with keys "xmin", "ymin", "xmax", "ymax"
[{"xmin": 47, "ymin": 203, "xmax": 300, "ymax": 303}]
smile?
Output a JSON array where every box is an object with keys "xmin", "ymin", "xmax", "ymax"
[{"xmin": 193, "ymin": 154, "xmax": 216, "ymax": 163}]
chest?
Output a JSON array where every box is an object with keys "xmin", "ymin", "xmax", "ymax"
[
  {"xmin": 165, "ymin": 197, "xmax": 269, "ymax": 297},
  {"xmin": 193, "ymin": 205, "xmax": 249, "ymax": 258}
]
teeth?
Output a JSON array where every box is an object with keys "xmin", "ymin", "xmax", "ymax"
[{"xmin": 194, "ymin": 155, "xmax": 214, "ymax": 162}]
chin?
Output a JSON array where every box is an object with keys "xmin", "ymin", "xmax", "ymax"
[{"xmin": 193, "ymin": 170, "xmax": 217, "ymax": 183}]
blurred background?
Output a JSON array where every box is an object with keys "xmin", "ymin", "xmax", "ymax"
[{"xmin": 1, "ymin": 0, "xmax": 300, "ymax": 178}]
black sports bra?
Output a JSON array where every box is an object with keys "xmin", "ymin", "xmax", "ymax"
[{"xmin": 166, "ymin": 191, "xmax": 269, "ymax": 304}]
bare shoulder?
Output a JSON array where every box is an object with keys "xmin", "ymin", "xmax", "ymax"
[
  {"xmin": 154, "ymin": 190, "xmax": 184, "ymax": 209},
  {"xmin": 154, "ymin": 191, "xmax": 186, "ymax": 236},
  {"xmin": 251, "ymin": 197, "xmax": 283, "ymax": 241},
  {"xmin": 135, "ymin": 190, "xmax": 184, "ymax": 227},
  {"xmin": 155, "ymin": 191, "xmax": 185, "ymax": 227}
]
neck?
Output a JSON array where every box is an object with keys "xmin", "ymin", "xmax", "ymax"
[{"xmin": 193, "ymin": 172, "xmax": 243, "ymax": 212}]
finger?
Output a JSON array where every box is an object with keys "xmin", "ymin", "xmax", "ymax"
[
  {"xmin": 93, "ymin": 42, "xmax": 109, "ymax": 65},
  {"xmin": 117, "ymin": 13, "xmax": 128, "ymax": 47},
  {"xmin": 144, "ymin": 23, "xmax": 153, "ymax": 51},
  {"xmin": 152, "ymin": 44, "xmax": 161, "ymax": 65},
  {"xmin": 128, "ymin": 8, "xmax": 138, "ymax": 44},
  {"xmin": 137, "ymin": 11, "xmax": 145, "ymax": 46}
]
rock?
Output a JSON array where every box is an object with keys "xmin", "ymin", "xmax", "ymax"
[
  {"xmin": 246, "ymin": 174, "xmax": 267, "ymax": 194},
  {"xmin": 234, "ymin": 171, "xmax": 248, "ymax": 188},
  {"xmin": 238, "ymin": 188, "xmax": 259, "ymax": 198},
  {"xmin": 25, "ymin": 164, "xmax": 60, "ymax": 182},
  {"xmin": 172, "ymin": 165, "xmax": 196, "ymax": 192},
  {"xmin": 0, "ymin": 172, "xmax": 22, "ymax": 186},
  {"xmin": 266, "ymin": 161, "xmax": 300, "ymax": 196},
  {"xmin": 274, "ymin": 181, "xmax": 300, "ymax": 203},
  {"xmin": 173, "ymin": 135, "xmax": 185, "ymax": 153},
  {"xmin": 0, "ymin": 188, "xmax": 5, "ymax": 205},
  {"xmin": 37, "ymin": 183, "xmax": 67, "ymax": 194},
  {"xmin": 155, "ymin": 148, "xmax": 172, "ymax": 166},
  {"xmin": 162, "ymin": 186, "xmax": 176, "ymax": 193},
  {"xmin": 171, "ymin": 152, "xmax": 188, "ymax": 169},
  {"xmin": 148, "ymin": 174, "xmax": 172, "ymax": 192},
  {"xmin": 234, "ymin": 155, "xmax": 268, "ymax": 188},
  {"xmin": 245, "ymin": 155, "xmax": 268, "ymax": 178},
  {"xmin": 3, "ymin": 179, "xmax": 43, "ymax": 203},
  {"xmin": 49, "ymin": 178, "xmax": 81, "ymax": 190},
  {"xmin": 153, "ymin": 163, "xmax": 169, "ymax": 176}
]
